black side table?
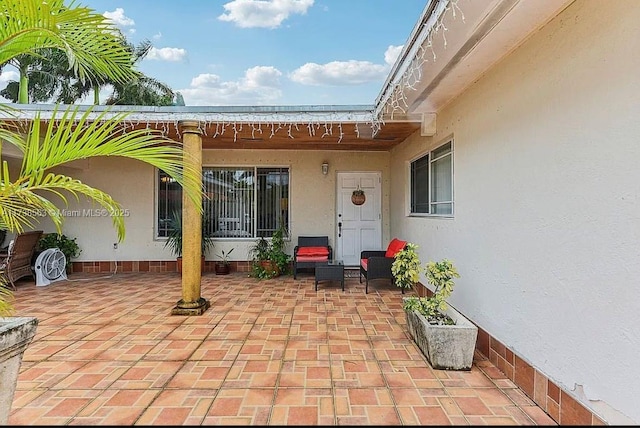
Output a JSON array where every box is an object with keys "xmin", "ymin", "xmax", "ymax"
[{"xmin": 314, "ymin": 260, "xmax": 344, "ymax": 291}]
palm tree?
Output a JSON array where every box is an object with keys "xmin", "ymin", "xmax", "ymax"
[
  {"xmin": 0, "ymin": 0, "xmax": 202, "ymax": 315},
  {"xmin": 105, "ymin": 38, "xmax": 175, "ymax": 106},
  {"xmin": 1, "ymin": 0, "xmax": 140, "ymax": 104},
  {"xmin": 0, "ymin": 49, "xmax": 101, "ymax": 104},
  {"xmin": 1, "ymin": 38, "xmax": 175, "ymax": 106}
]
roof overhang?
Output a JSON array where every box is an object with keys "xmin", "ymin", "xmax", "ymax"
[
  {"xmin": 0, "ymin": 103, "xmax": 420, "ymax": 152},
  {"xmin": 377, "ymin": 0, "xmax": 576, "ymax": 124},
  {"xmin": 2, "ymin": 0, "xmax": 575, "ymax": 151}
]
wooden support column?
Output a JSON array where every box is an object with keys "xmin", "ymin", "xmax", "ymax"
[{"xmin": 171, "ymin": 120, "xmax": 210, "ymax": 316}]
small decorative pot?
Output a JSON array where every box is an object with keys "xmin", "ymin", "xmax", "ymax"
[
  {"xmin": 215, "ymin": 263, "xmax": 230, "ymax": 275},
  {"xmin": 351, "ymin": 193, "xmax": 366, "ymax": 206}
]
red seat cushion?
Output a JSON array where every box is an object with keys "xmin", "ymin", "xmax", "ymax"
[
  {"xmin": 360, "ymin": 258, "xmax": 368, "ymax": 270},
  {"xmin": 385, "ymin": 238, "xmax": 407, "ymax": 258},
  {"xmin": 296, "ymin": 255, "xmax": 329, "ymax": 262},
  {"xmin": 296, "ymin": 246, "xmax": 330, "ymax": 257}
]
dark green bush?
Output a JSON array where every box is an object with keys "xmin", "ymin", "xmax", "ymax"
[{"xmin": 38, "ymin": 233, "xmax": 81, "ymax": 273}]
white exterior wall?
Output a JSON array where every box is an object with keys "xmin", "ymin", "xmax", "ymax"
[
  {"xmin": 54, "ymin": 150, "xmax": 389, "ymax": 263},
  {"xmin": 389, "ymin": 0, "xmax": 640, "ymax": 424}
]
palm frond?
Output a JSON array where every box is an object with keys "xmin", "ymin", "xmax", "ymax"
[
  {"xmin": 15, "ymin": 106, "xmax": 202, "ymax": 211},
  {"xmin": 0, "ymin": 105, "xmax": 202, "ymax": 237},
  {"xmin": 0, "ymin": 277, "xmax": 14, "ymax": 316},
  {"xmin": 0, "ymin": 0, "xmax": 138, "ymax": 85}
]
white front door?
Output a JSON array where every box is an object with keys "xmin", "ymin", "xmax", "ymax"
[{"xmin": 335, "ymin": 172, "xmax": 382, "ymax": 266}]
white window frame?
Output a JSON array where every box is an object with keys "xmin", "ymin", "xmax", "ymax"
[{"xmin": 408, "ymin": 138, "xmax": 454, "ymax": 217}]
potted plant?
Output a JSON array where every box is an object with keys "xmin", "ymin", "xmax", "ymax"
[
  {"xmin": 269, "ymin": 224, "xmax": 290, "ymax": 275},
  {"xmin": 249, "ymin": 236, "xmax": 272, "ymax": 278},
  {"xmin": 37, "ymin": 233, "xmax": 81, "ymax": 274},
  {"xmin": 0, "ymin": 313, "xmax": 37, "ymax": 424},
  {"xmin": 391, "ymin": 242, "xmax": 422, "ymax": 292},
  {"xmin": 214, "ymin": 248, "xmax": 234, "ymax": 275},
  {"xmin": 351, "ymin": 187, "xmax": 366, "ymax": 205},
  {"xmin": 401, "ymin": 258, "xmax": 478, "ymax": 371},
  {"xmin": 249, "ymin": 224, "xmax": 290, "ymax": 279},
  {"xmin": 164, "ymin": 210, "xmax": 214, "ymax": 273}
]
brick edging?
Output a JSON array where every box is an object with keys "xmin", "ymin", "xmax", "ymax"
[{"xmin": 412, "ymin": 283, "xmax": 605, "ymax": 425}]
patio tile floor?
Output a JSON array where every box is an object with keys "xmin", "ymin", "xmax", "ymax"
[{"xmin": 7, "ymin": 271, "xmax": 556, "ymax": 425}]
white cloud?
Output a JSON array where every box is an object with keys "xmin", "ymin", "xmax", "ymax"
[
  {"xmin": 385, "ymin": 45, "xmax": 404, "ymax": 66},
  {"xmin": 0, "ymin": 70, "xmax": 18, "ymax": 84},
  {"xmin": 103, "ymin": 8, "xmax": 135, "ymax": 28},
  {"xmin": 0, "ymin": 70, "xmax": 18, "ymax": 102},
  {"xmin": 289, "ymin": 60, "xmax": 388, "ymax": 86},
  {"xmin": 218, "ymin": 0, "xmax": 314, "ymax": 29},
  {"xmin": 153, "ymin": 32, "xmax": 163, "ymax": 40},
  {"xmin": 146, "ymin": 47, "xmax": 187, "ymax": 62},
  {"xmin": 179, "ymin": 66, "xmax": 283, "ymax": 105}
]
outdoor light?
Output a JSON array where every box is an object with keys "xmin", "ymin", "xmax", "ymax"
[{"xmin": 321, "ymin": 162, "xmax": 329, "ymax": 175}]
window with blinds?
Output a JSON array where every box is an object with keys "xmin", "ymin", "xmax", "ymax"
[
  {"xmin": 157, "ymin": 167, "xmax": 290, "ymax": 239},
  {"xmin": 410, "ymin": 139, "xmax": 454, "ymax": 216}
]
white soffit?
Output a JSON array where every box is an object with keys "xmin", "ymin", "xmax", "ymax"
[{"xmin": 409, "ymin": 0, "xmax": 575, "ymax": 114}]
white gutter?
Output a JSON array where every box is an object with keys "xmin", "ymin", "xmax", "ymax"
[{"xmin": 374, "ymin": 0, "xmax": 452, "ymax": 119}]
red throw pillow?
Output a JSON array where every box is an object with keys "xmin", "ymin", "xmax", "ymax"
[
  {"xmin": 297, "ymin": 246, "xmax": 330, "ymax": 257},
  {"xmin": 385, "ymin": 238, "xmax": 407, "ymax": 258}
]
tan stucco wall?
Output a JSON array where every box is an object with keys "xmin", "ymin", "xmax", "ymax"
[
  {"xmin": 389, "ymin": 0, "xmax": 640, "ymax": 424},
  {"xmin": 49, "ymin": 150, "xmax": 389, "ymax": 263}
]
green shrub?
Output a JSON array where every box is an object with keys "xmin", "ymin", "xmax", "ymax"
[
  {"xmin": 402, "ymin": 258, "xmax": 460, "ymax": 325},
  {"xmin": 391, "ymin": 242, "xmax": 422, "ymax": 290},
  {"xmin": 38, "ymin": 233, "xmax": 81, "ymax": 273}
]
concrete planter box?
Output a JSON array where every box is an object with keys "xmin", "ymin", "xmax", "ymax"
[
  {"xmin": 405, "ymin": 302, "xmax": 478, "ymax": 371},
  {"xmin": 0, "ymin": 317, "xmax": 38, "ymax": 424}
]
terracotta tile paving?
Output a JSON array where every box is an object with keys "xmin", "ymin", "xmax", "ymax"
[{"xmin": 7, "ymin": 271, "xmax": 556, "ymax": 425}]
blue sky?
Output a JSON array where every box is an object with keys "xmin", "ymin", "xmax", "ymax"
[{"xmin": 66, "ymin": 0, "xmax": 426, "ymax": 107}]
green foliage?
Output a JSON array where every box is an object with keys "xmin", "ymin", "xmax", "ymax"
[
  {"xmin": 249, "ymin": 225, "xmax": 291, "ymax": 279},
  {"xmin": 38, "ymin": 233, "xmax": 81, "ymax": 272},
  {"xmin": 391, "ymin": 242, "xmax": 422, "ymax": 290},
  {"xmin": 269, "ymin": 225, "xmax": 290, "ymax": 274},
  {"xmin": 249, "ymin": 237, "xmax": 270, "ymax": 261},
  {"xmin": 215, "ymin": 248, "xmax": 234, "ymax": 266},
  {"xmin": 163, "ymin": 210, "xmax": 214, "ymax": 258},
  {"xmin": 0, "ymin": 278, "xmax": 14, "ymax": 316},
  {"xmin": 0, "ymin": 0, "xmax": 140, "ymax": 103},
  {"xmin": 402, "ymin": 258, "xmax": 461, "ymax": 325},
  {"xmin": 0, "ymin": 0, "xmax": 203, "ymax": 314}
]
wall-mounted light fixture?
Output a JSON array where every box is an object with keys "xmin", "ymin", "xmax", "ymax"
[{"xmin": 321, "ymin": 162, "xmax": 329, "ymax": 175}]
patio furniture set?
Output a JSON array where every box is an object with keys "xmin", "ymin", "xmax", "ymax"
[{"xmin": 293, "ymin": 235, "xmax": 407, "ymax": 293}]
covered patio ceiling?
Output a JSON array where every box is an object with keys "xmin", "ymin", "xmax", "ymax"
[{"xmin": 1, "ymin": 104, "xmax": 422, "ymax": 152}]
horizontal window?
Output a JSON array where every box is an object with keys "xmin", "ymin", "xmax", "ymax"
[{"xmin": 157, "ymin": 167, "xmax": 290, "ymax": 239}]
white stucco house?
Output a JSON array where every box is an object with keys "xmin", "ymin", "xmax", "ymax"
[{"xmin": 2, "ymin": 0, "xmax": 639, "ymax": 424}]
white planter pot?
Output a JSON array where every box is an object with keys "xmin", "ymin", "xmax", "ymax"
[
  {"xmin": 405, "ymin": 303, "xmax": 478, "ymax": 371},
  {"xmin": 0, "ymin": 317, "xmax": 38, "ymax": 424}
]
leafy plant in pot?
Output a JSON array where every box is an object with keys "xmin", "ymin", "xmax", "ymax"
[
  {"xmin": 249, "ymin": 224, "xmax": 290, "ymax": 279},
  {"xmin": 396, "ymin": 254, "xmax": 478, "ymax": 371},
  {"xmin": 391, "ymin": 242, "xmax": 422, "ymax": 292},
  {"xmin": 269, "ymin": 225, "xmax": 290, "ymax": 275},
  {"xmin": 214, "ymin": 248, "xmax": 234, "ymax": 275},
  {"xmin": 351, "ymin": 187, "xmax": 366, "ymax": 206},
  {"xmin": 164, "ymin": 210, "xmax": 214, "ymax": 273}
]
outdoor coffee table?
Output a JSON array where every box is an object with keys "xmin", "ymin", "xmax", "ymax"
[{"xmin": 314, "ymin": 260, "xmax": 344, "ymax": 291}]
